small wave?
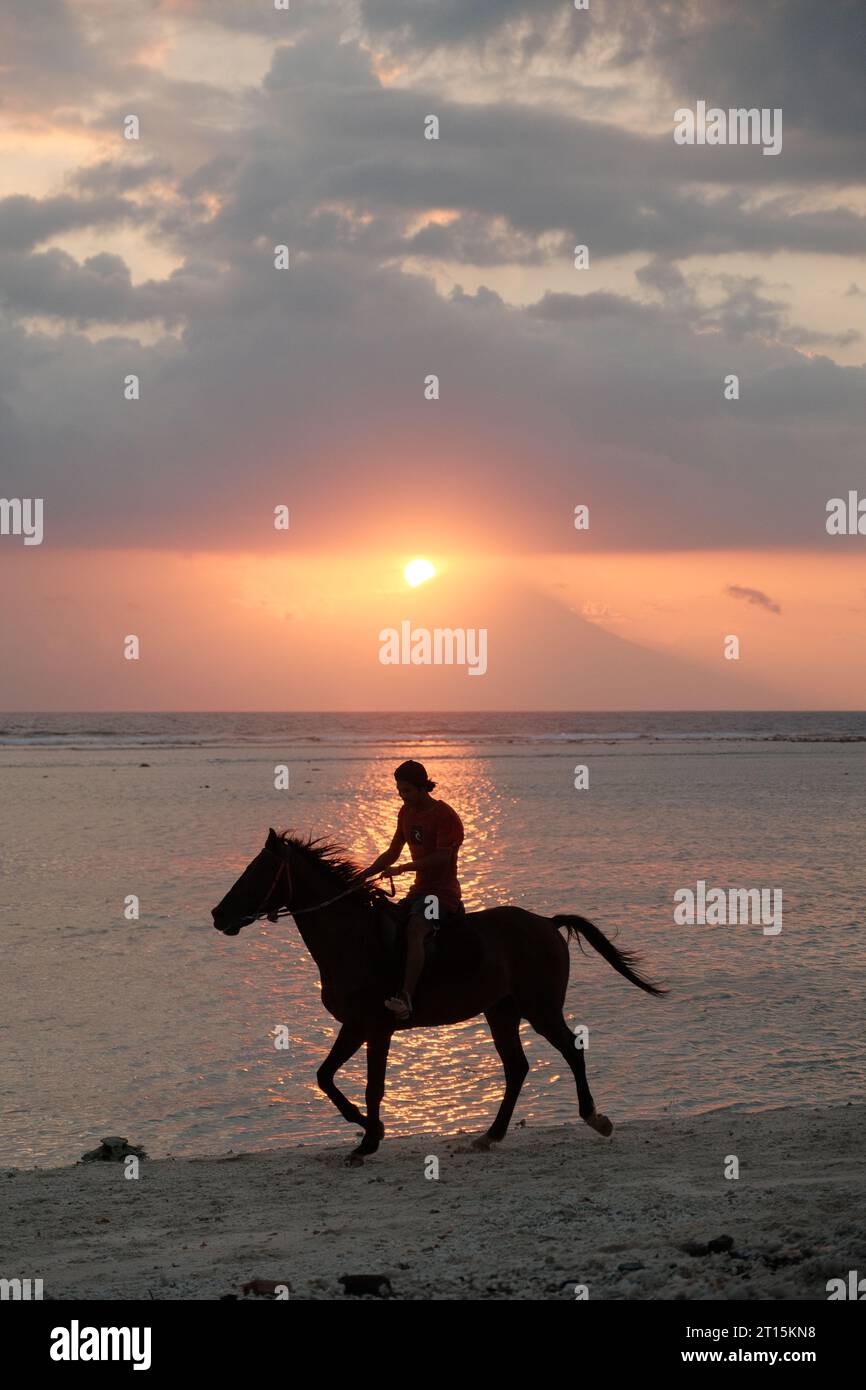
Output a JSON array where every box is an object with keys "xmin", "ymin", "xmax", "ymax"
[{"xmin": 3, "ymin": 713, "xmax": 866, "ymax": 751}]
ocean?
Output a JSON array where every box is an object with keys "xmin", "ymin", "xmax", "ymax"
[{"xmin": 2, "ymin": 711, "xmax": 864, "ymax": 1167}]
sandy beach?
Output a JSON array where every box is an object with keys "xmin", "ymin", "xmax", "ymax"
[{"xmin": 4, "ymin": 1102, "xmax": 862, "ymax": 1301}]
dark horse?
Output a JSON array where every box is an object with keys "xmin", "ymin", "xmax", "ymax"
[{"xmin": 212, "ymin": 829, "xmax": 665, "ymax": 1165}]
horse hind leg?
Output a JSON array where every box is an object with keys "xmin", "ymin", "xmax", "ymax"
[
  {"xmin": 472, "ymin": 999, "xmax": 529, "ymax": 1151},
  {"xmin": 528, "ymin": 1012, "xmax": 613, "ymax": 1137}
]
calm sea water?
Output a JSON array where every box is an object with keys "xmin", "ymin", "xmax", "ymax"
[
  {"xmin": 1, "ymin": 711, "xmax": 864, "ymax": 1167},
  {"xmin": 3, "ymin": 709, "xmax": 866, "ymax": 748}
]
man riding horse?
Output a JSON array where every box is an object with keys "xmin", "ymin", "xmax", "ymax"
[
  {"xmin": 360, "ymin": 760, "xmax": 465, "ymax": 1023},
  {"xmin": 212, "ymin": 779, "xmax": 665, "ymax": 1162}
]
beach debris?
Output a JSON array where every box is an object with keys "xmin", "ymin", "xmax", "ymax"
[
  {"xmin": 80, "ymin": 1136, "xmax": 148, "ymax": 1163},
  {"xmin": 242, "ymin": 1278, "xmax": 292, "ymax": 1298},
  {"xmin": 558, "ymin": 1279, "xmax": 587, "ymax": 1296},
  {"xmin": 680, "ymin": 1234, "xmax": 734, "ymax": 1257},
  {"xmin": 762, "ymin": 1246, "xmax": 811, "ymax": 1270},
  {"xmin": 339, "ymin": 1274, "xmax": 392, "ymax": 1298}
]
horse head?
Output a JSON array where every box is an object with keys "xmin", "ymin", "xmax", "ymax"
[{"xmin": 211, "ymin": 828, "xmax": 289, "ymax": 934}]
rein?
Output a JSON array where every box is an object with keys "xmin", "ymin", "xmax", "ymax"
[{"xmin": 251, "ymin": 847, "xmax": 395, "ymax": 923}]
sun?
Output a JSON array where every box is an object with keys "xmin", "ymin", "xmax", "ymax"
[{"xmin": 404, "ymin": 557, "xmax": 436, "ymax": 587}]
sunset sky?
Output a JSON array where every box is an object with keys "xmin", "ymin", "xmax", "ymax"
[{"xmin": 1, "ymin": 0, "xmax": 864, "ymax": 709}]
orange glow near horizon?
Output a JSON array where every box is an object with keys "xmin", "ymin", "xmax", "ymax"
[{"xmin": 1, "ymin": 546, "xmax": 865, "ymax": 710}]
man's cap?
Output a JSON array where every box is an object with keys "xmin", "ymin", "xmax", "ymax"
[{"xmin": 394, "ymin": 759, "xmax": 429, "ymax": 788}]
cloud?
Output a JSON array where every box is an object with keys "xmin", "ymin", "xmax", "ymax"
[
  {"xmin": 0, "ymin": 2, "xmax": 862, "ymax": 559},
  {"xmin": 726, "ymin": 585, "xmax": 782, "ymax": 615},
  {"xmin": 1, "ymin": 245, "xmax": 863, "ymax": 555},
  {"xmin": 360, "ymin": 0, "xmax": 866, "ymax": 146},
  {"xmin": 530, "ymin": 290, "xmax": 651, "ymax": 323},
  {"xmin": 0, "ymin": 0, "xmax": 100, "ymax": 109},
  {"xmin": 607, "ymin": 0, "xmax": 866, "ymax": 141},
  {"xmin": 0, "ymin": 194, "xmax": 144, "ymax": 252}
]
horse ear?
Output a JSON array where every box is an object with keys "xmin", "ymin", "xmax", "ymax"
[{"xmin": 267, "ymin": 827, "xmax": 277, "ymax": 843}]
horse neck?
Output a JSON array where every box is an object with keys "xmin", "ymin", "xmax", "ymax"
[{"xmin": 283, "ymin": 859, "xmax": 370, "ymax": 975}]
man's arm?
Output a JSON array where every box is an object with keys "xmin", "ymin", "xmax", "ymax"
[
  {"xmin": 408, "ymin": 848, "xmax": 455, "ymax": 871},
  {"xmin": 360, "ymin": 827, "xmax": 407, "ymax": 878}
]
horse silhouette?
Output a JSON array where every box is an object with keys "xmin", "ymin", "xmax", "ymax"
[{"xmin": 212, "ymin": 829, "xmax": 665, "ymax": 1164}]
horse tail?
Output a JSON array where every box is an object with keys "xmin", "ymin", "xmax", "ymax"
[{"xmin": 552, "ymin": 914, "xmax": 667, "ymax": 997}]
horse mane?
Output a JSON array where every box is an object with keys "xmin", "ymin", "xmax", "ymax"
[{"xmin": 277, "ymin": 832, "xmax": 382, "ymax": 908}]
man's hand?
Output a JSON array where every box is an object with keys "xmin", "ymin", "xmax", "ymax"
[{"xmin": 354, "ymin": 861, "xmax": 410, "ymax": 880}]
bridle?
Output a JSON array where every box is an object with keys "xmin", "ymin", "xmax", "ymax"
[{"xmin": 250, "ymin": 844, "xmax": 395, "ymax": 923}]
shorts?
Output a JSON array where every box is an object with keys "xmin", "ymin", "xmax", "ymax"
[{"xmin": 396, "ymin": 894, "xmax": 465, "ymax": 933}]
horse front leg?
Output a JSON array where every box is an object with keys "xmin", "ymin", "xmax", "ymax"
[
  {"xmin": 316, "ymin": 1023, "xmax": 367, "ymax": 1129},
  {"xmin": 346, "ymin": 1029, "xmax": 391, "ymax": 1166}
]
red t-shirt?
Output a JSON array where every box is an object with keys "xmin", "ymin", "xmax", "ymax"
[{"xmin": 397, "ymin": 799, "xmax": 464, "ymax": 911}]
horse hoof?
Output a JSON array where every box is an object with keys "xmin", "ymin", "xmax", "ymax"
[
  {"xmin": 470, "ymin": 1134, "xmax": 494, "ymax": 1152},
  {"xmin": 585, "ymin": 1111, "xmax": 613, "ymax": 1137},
  {"xmin": 344, "ymin": 1153, "xmax": 365, "ymax": 1167}
]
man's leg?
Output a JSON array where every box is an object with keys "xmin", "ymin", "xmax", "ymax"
[{"xmin": 385, "ymin": 899, "xmax": 431, "ymax": 1019}]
